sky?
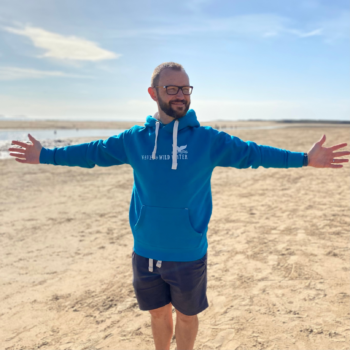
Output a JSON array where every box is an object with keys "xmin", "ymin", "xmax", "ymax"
[{"xmin": 0, "ymin": 0, "xmax": 349, "ymax": 122}]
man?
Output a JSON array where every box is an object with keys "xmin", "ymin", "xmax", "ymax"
[{"xmin": 8, "ymin": 62, "xmax": 349, "ymax": 350}]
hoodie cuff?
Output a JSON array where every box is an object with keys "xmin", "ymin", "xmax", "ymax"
[
  {"xmin": 288, "ymin": 151, "xmax": 304, "ymax": 168},
  {"xmin": 39, "ymin": 147, "xmax": 57, "ymax": 165}
]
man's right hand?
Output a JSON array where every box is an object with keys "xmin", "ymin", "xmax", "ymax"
[{"xmin": 8, "ymin": 134, "xmax": 43, "ymax": 164}]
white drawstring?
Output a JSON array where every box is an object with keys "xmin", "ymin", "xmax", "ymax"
[
  {"xmin": 172, "ymin": 120, "xmax": 179, "ymax": 170},
  {"xmin": 151, "ymin": 121, "xmax": 160, "ymax": 160},
  {"xmin": 151, "ymin": 119, "xmax": 179, "ymax": 170},
  {"xmin": 149, "ymin": 258, "xmax": 162, "ymax": 272}
]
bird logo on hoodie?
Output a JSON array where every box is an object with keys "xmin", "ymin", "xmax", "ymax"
[{"xmin": 176, "ymin": 145, "xmax": 188, "ymax": 154}]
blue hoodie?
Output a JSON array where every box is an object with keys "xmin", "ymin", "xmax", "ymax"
[{"xmin": 40, "ymin": 109, "xmax": 304, "ymax": 262}]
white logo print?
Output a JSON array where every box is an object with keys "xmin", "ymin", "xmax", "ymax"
[
  {"xmin": 141, "ymin": 145, "xmax": 189, "ymax": 160},
  {"xmin": 176, "ymin": 145, "xmax": 188, "ymax": 154}
]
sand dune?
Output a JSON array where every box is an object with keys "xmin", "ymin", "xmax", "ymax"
[{"xmin": 0, "ymin": 125, "xmax": 349, "ymax": 350}]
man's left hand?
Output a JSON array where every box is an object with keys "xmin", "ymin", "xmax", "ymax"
[{"xmin": 308, "ymin": 134, "xmax": 350, "ymax": 168}]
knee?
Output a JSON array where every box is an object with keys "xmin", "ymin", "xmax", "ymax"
[
  {"xmin": 149, "ymin": 302, "xmax": 172, "ymax": 319},
  {"xmin": 175, "ymin": 309, "xmax": 198, "ymax": 323}
]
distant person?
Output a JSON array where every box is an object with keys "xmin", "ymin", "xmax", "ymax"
[{"xmin": 8, "ymin": 62, "xmax": 350, "ymax": 350}]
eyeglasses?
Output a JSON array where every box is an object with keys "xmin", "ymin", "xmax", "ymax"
[{"xmin": 154, "ymin": 85, "xmax": 193, "ymax": 95}]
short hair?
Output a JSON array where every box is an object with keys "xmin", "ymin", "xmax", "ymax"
[{"xmin": 151, "ymin": 62, "xmax": 186, "ymax": 88}]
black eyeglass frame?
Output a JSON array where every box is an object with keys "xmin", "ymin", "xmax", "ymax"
[{"xmin": 154, "ymin": 85, "xmax": 194, "ymax": 95}]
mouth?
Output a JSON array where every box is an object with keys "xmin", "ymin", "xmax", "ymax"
[{"xmin": 171, "ymin": 102, "xmax": 185, "ymax": 106}]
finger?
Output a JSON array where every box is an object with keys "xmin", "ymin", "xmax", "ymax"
[
  {"xmin": 9, "ymin": 153, "xmax": 26, "ymax": 159},
  {"xmin": 15, "ymin": 158, "xmax": 28, "ymax": 163},
  {"xmin": 330, "ymin": 143, "xmax": 348, "ymax": 151},
  {"xmin": 11, "ymin": 140, "xmax": 30, "ymax": 148},
  {"xmin": 332, "ymin": 159, "xmax": 349, "ymax": 163},
  {"xmin": 8, "ymin": 147, "xmax": 26, "ymax": 154},
  {"xmin": 28, "ymin": 134, "xmax": 37, "ymax": 144},
  {"xmin": 332, "ymin": 151, "xmax": 350, "ymax": 157},
  {"xmin": 318, "ymin": 134, "xmax": 326, "ymax": 145},
  {"xmin": 329, "ymin": 164, "xmax": 343, "ymax": 168}
]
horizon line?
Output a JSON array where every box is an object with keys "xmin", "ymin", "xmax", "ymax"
[{"xmin": 0, "ymin": 118, "xmax": 349, "ymax": 124}]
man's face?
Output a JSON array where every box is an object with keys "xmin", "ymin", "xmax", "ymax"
[{"xmin": 155, "ymin": 69, "xmax": 191, "ymax": 119}]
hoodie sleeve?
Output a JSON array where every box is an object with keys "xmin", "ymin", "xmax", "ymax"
[
  {"xmin": 210, "ymin": 130, "xmax": 304, "ymax": 169},
  {"xmin": 39, "ymin": 130, "xmax": 129, "ymax": 168}
]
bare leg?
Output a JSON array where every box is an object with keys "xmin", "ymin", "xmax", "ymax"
[
  {"xmin": 149, "ymin": 302, "xmax": 173, "ymax": 350},
  {"xmin": 175, "ymin": 309, "xmax": 199, "ymax": 350}
]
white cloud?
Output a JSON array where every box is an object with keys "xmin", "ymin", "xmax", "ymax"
[
  {"xmin": 299, "ymin": 28, "xmax": 323, "ymax": 37},
  {"xmin": 287, "ymin": 28, "xmax": 323, "ymax": 37},
  {"xmin": 0, "ymin": 67, "xmax": 93, "ymax": 80},
  {"xmin": 4, "ymin": 25, "xmax": 120, "ymax": 61}
]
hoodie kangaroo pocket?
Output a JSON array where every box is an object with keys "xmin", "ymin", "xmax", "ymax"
[{"xmin": 133, "ymin": 205, "xmax": 203, "ymax": 250}]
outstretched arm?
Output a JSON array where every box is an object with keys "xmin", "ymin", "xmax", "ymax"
[
  {"xmin": 307, "ymin": 134, "xmax": 349, "ymax": 168},
  {"xmin": 210, "ymin": 130, "xmax": 305, "ymax": 169},
  {"xmin": 210, "ymin": 130, "xmax": 349, "ymax": 170},
  {"xmin": 8, "ymin": 132, "xmax": 129, "ymax": 168}
]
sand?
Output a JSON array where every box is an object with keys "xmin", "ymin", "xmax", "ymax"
[{"xmin": 1, "ymin": 123, "xmax": 349, "ymax": 350}]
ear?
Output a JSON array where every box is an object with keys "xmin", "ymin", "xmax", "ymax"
[{"xmin": 148, "ymin": 87, "xmax": 158, "ymax": 102}]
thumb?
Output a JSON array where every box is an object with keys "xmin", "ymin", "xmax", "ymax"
[
  {"xmin": 28, "ymin": 133, "xmax": 37, "ymax": 144},
  {"xmin": 318, "ymin": 134, "xmax": 326, "ymax": 145}
]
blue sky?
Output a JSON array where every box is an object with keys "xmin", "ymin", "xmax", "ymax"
[{"xmin": 0, "ymin": 0, "xmax": 349, "ymax": 121}]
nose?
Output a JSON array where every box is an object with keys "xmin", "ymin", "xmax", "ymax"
[{"xmin": 175, "ymin": 89, "xmax": 184, "ymax": 98}]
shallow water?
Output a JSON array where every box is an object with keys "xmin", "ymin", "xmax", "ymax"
[
  {"xmin": 0, "ymin": 128, "xmax": 126, "ymax": 142},
  {"xmin": 0, "ymin": 128, "xmax": 126, "ymax": 160}
]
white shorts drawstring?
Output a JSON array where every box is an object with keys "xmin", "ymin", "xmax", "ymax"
[{"xmin": 149, "ymin": 258, "xmax": 162, "ymax": 272}]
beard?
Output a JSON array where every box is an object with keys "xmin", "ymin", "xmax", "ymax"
[{"xmin": 157, "ymin": 93, "xmax": 191, "ymax": 119}]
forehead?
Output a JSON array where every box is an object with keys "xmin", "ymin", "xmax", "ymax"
[{"xmin": 158, "ymin": 69, "xmax": 189, "ymax": 85}]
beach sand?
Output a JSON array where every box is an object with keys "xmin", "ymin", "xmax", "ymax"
[{"xmin": 1, "ymin": 123, "xmax": 349, "ymax": 350}]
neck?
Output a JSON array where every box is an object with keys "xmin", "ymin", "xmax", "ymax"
[{"xmin": 155, "ymin": 110, "xmax": 175, "ymax": 125}]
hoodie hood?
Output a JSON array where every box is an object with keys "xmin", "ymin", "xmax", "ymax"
[{"xmin": 144, "ymin": 109, "xmax": 200, "ymax": 170}]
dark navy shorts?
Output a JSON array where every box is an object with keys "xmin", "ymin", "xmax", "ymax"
[{"xmin": 132, "ymin": 251, "xmax": 209, "ymax": 316}]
